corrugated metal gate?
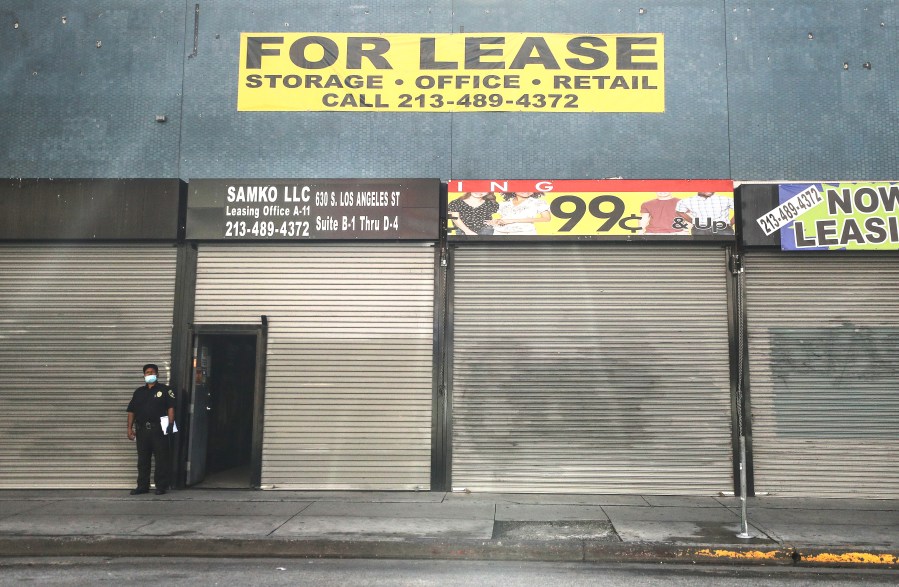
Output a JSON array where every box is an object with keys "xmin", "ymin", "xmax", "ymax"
[
  {"xmin": 449, "ymin": 244, "xmax": 734, "ymax": 494},
  {"xmin": 744, "ymin": 252, "xmax": 899, "ymax": 497},
  {"xmin": 193, "ymin": 244, "xmax": 435, "ymax": 490},
  {"xmin": 0, "ymin": 244, "xmax": 177, "ymax": 488}
]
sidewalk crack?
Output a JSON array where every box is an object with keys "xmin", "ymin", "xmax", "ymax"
[
  {"xmin": 131, "ymin": 520, "xmax": 156, "ymax": 533},
  {"xmin": 749, "ymin": 520, "xmax": 786, "ymax": 547},
  {"xmin": 266, "ymin": 502, "xmax": 313, "ymax": 537}
]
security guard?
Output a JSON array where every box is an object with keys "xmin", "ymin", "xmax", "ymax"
[{"xmin": 126, "ymin": 363, "xmax": 176, "ymax": 495}]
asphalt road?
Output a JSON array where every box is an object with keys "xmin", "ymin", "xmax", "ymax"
[{"xmin": 0, "ymin": 558, "xmax": 896, "ymax": 586}]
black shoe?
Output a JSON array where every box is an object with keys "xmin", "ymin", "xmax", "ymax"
[
  {"xmin": 154, "ymin": 488, "xmax": 167, "ymax": 495},
  {"xmin": 130, "ymin": 488, "xmax": 149, "ymax": 495}
]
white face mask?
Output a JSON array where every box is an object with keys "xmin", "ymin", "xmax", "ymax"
[{"xmin": 144, "ymin": 374, "xmax": 158, "ymax": 384}]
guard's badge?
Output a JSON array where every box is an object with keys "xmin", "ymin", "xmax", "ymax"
[
  {"xmin": 168, "ymin": 390, "xmax": 175, "ymax": 398},
  {"xmin": 156, "ymin": 391, "xmax": 162, "ymax": 398}
]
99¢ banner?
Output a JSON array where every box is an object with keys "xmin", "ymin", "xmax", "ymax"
[
  {"xmin": 448, "ymin": 180, "xmax": 734, "ymax": 240},
  {"xmin": 238, "ymin": 33, "xmax": 664, "ymax": 112}
]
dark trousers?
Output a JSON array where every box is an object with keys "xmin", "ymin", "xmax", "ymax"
[{"xmin": 135, "ymin": 423, "xmax": 170, "ymax": 490}]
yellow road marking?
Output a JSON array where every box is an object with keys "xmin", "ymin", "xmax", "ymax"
[
  {"xmin": 695, "ymin": 548, "xmax": 898, "ymax": 565},
  {"xmin": 802, "ymin": 552, "xmax": 897, "ymax": 565},
  {"xmin": 696, "ymin": 549, "xmax": 782, "ymax": 560}
]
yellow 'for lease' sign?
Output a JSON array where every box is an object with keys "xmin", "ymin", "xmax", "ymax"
[{"xmin": 238, "ymin": 33, "xmax": 665, "ymax": 112}]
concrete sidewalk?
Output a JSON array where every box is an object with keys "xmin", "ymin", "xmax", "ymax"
[{"xmin": 0, "ymin": 490, "xmax": 897, "ymax": 568}]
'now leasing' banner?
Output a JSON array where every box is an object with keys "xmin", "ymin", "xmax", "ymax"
[
  {"xmin": 238, "ymin": 33, "xmax": 665, "ymax": 112},
  {"xmin": 768, "ymin": 182, "xmax": 899, "ymax": 251}
]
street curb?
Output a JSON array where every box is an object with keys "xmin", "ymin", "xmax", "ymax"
[{"xmin": 0, "ymin": 537, "xmax": 896, "ymax": 568}]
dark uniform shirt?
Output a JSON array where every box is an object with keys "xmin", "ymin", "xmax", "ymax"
[{"xmin": 127, "ymin": 384, "xmax": 176, "ymax": 425}]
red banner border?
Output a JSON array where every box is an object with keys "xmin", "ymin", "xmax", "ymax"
[{"xmin": 448, "ymin": 179, "xmax": 734, "ymax": 193}]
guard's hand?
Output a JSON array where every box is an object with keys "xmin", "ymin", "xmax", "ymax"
[
  {"xmin": 166, "ymin": 422, "xmax": 175, "ymax": 436},
  {"xmin": 128, "ymin": 428, "xmax": 135, "ymax": 441}
]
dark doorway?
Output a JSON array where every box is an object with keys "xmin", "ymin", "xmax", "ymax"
[
  {"xmin": 205, "ymin": 334, "xmax": 256, "ymax": 482},
  {"xmin": 187, "ymin": 332, "xmax": 261, "ymax": 488}
]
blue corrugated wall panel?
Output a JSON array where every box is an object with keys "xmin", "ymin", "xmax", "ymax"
[
  {"xmin": 0, "ymin": 1, "xmax": 186, "ymax": 178},
  {"xmin": 450, "ymin": 0, "xmax": 730, "ymax": 179},
  {"xmin": 179, "ymin": 1, "xmax": 455, "ymax": 179},
  {"xmin": 0, "ymin": 1, "xmax": 896, "ymax": 180},
  {"xmin": 180, "ymin": 0, "xmax": 730, "ymax": 179},
  {"xmin": 725, "ymin": 1, "xmax": 899, "ymax": 179}
]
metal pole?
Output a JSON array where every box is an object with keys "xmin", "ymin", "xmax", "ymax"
[
  {"xmin": 733, "ymin": 252, "xmax": 752, "ymax": 539},
  {"xmin": 737, "ymin": 435, "xmax": 751, "ymax": 538}
]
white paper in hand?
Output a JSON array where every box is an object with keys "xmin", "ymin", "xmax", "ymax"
[{"xmin": 160, "ymin": 416, "xmax": 178, "ymax": 435}]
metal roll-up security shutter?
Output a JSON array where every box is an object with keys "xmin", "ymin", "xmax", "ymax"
[
  {"xmin": 193, "ymin": 244, "xmax": 435, "ymax": 490},
  {"xmin": 745, "ymin": 252, "xmax": 899, "ymax": 498},
  {"xmin": 450, "ymin": 245, "xmax": 734, "ymax": 494},
  {"xmin": 0, "ymin": 244, "xmax": 177, "ymax": 489}
]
